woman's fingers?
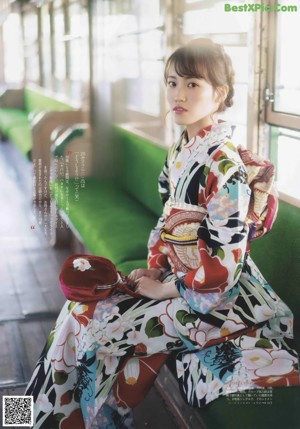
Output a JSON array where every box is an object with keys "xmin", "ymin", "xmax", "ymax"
[{"xmin": 127, "ymin": 268, "xmax": 162, "ymax": 290}]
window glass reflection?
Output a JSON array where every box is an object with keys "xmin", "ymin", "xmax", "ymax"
[
  {"xmin": 274, "ymin": 10, "xmax": 300, "ymax": 116},
  {"xmin": 276, "ymin": 129, "xmax": 300, "ymax": 198}
]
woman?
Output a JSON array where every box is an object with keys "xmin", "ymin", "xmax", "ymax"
[{"xmin": 25, "ymin": 39, "xmax": 300, "ymax": 429}]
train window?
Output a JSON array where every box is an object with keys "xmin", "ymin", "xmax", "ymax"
[
  {"xmin": 274, "ymin": 15, "xmax": 300, "ymax": 116},
  {"xmin": 23, "ymin": 10, "xmax": 39, "ymax": 83},
  {"xmin": 68, "ymin": 0, "xmax": 90, "ymax": 102},
  {"xmin": 2, "ymin": 13, "xmax": 24, "ymax": 84},
  {"xmin": 265, "ymin": 4, "xmax": 300, "ymax": 203},
  {"xmin": 107, "ymin": 0, "xmax": 164, "ymax": 129},
  {"xmin": 270, "ymin": 127, "xmax": 300, "ymax": 201},
  {"xmin": 266, "ymin": 7, "xmax": 300, "ymax": 128},
  {"xmin": 41, "ymin": 4, "xmax": 53, "ymax": 89},
  {"xmin": 53, "ymin": 1, "xmax": 66, "ymax": 93},
  {"xmin": 178, "ymin": 0, "xmax": 253, "ymax": 147}
]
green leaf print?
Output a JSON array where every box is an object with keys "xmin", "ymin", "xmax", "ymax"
[
  {"xmin": 54, "ymin": 413, "xmax": 66, "ymax": 423},
  {"xmin": 255, "ymin": 339, "xmax": 273, "ymax": 349},
  {"xmin": 225, "ymin": 141, "xmax": 237, "ymax": 152},
  {"xmin": 217, "ymin": 153, "xmax": 229, "ymax": 161},
  {"xmin": 218, "ymin": 160, "xmax": 236, "ymax": 175},
  {"xmin": 200, "ymin": 165, "xmax": 210, "ymax": 187},
  {"xmin": 54, "ymin": 370, "xmax": 68, "ymax": 385},
  {"xmin": 234, "ymin": 263, "xmax": 243, "ymax": 281},
  {"xmin": 176, "ymin": 310, "xmax": 198, "ymax": 326},
  {"xmin": 211, "ymin": 247, "xmax": 225, "ymax": 260},
  {"xmin": 68, "ymin": 301, "xmax": 76, "ymax": 311},
  {"xmin": 45, "ymin": 329, "xmax": 55, "ymax": 354},
  {"xmin": 145, "ymin": 317, "xmax": 164, "ymax": 338}
]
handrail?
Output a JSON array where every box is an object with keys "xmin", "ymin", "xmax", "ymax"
[{"xmin": 52, "ymin": 123, "xmax": 89, "ymax": 157}]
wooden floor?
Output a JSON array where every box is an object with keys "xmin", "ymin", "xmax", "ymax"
[{"xmin": 0, "ymin": 141, "xmax": 179, "ymax": 428}]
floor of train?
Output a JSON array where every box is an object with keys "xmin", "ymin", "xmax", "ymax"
[{"xmin": 0, "ymin": 140, "xmax": 179, "ymax": 428}]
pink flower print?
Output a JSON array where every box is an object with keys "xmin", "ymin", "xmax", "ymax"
[
  {"xmin": 103, "ymin": 355, "xmax": 119, "ymax": 375},
  {"xmin": 243, "ymin": 349, "xmax": 272, "ymax": 371},
  {"xmin": 36, "ymin": 393, "xmax": 52, "ymax": 413},
  {"xmin": 126, "ymin": 329, "xmax": 142, "ymax": 345},
  {"xmin": 196, "ymin": 379, "xmax": 207, "ymax": 400},
  {"xmin": 255, "ymin": 349, "xmax": 296, "ymax": 377},
  {"xmin": 105, "ymin": 319, "xmax": 125, "ymax": 341},
  {"xmin": 189, "ymin": 328, "xmax": 206, "ymax": 347},
  {"xmin": 188, "ymin": 321, "xmax": 216, "ymax": 348},
  {"xmin": 253, "ymin": 303, "xmax": 276, "ymax": 323},
  {"xmin": 96, "ymin": 345, "xmax": 125, "ymax": 375},
  {"xmin": 51, "ymin": 304, "xmax": 89, "ymax": 372},
  {"xmin": 206, "ymin": 378, "xmax": 223, "ymax": 403},
  {"xmin": 219, "ymin": 319, "xmax": 247, "ymax": 338},
  {"xmin": 123, "ymin": 358, "xmax": 140, "ymax": 385},
  {"xmin": 242, "ymin": 348, "xmax": 297, "ymax": 380},
  {"xmin": 52, "ymin": 331, "xmax": 77, "ymax": 373}
]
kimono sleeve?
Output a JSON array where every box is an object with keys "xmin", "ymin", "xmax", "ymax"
[
  {"xmin": 176, "ymin": 146, "xmax": 251, "ymax": 313},
  {"xmin": 147, "ymin": 155, "xmax": 171, "ymax": 271}
]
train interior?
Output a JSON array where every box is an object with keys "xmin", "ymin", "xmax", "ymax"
[{"xmin": 0, "ymin": 0, "xmax": 300, "ymax": 428}]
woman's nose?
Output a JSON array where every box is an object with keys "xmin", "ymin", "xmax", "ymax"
[{"xmin": 175, "ymin": 89, "xmax": 187, "ymax": 102}]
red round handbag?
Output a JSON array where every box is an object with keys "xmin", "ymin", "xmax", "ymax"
[{"xmin": 59, "ymin": 254, "xmax": 140, "ymax": 302}]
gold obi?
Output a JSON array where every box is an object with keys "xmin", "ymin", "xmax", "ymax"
[{"xmin": 160, "ymin": 199, "xmax": 207, "ymax": 272}]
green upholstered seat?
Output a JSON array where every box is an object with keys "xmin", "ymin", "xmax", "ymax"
[
  {"xmin": 116, "ymin": 259, "xmax": 148, "ymax": 275},
  {"xmin": 252, "ymin": 200, "xmax": 300, "ymax": 353},
  {"xmin": 24, "ymin": 87, "xmax": 76, "ymax": 113},
  {"xmin": 51, "ymin": 125, "xmax": 167, "ymax": 273},
  {"xmin": 198, "ymin": 384, "xmax": 299, "ymax": 429},
  {"xmin": 113, "ymin": 126, "xmax": 167, "ymax": 217},
  {"xmin": 0, "ymin": 86, "xmax": 77, "ymax": 158},
  {"xmin": 0, "ymin": 108, "xmax": 28, "ymax": 134},
  {"xmin": 51, "ymin": 177, "xmax": 157, "ymax": 266},
  {"xmin": 6, "ymin": 124, "xmax": 32, "ymax": 159}
]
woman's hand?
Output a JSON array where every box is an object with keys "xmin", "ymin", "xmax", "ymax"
[
  {"xmin": 135, "ymin": 277, "xmax": 180, "ymax": 300},
  {"xmin": 127, "ymin": 268, "xmax": 162, "ymax": 287}
]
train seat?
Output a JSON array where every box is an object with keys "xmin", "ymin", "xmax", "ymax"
[
  {"xmin": 51, "ymin": 176, "xmax": 157, "ymax": 266},
  {"xmin": 0, "ymin": 84, "xmax": 84, "ymax": 160}
]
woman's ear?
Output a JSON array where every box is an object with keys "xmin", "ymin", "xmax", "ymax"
[
  {"xmin": 215, "ymin": 85, "xmax": 229, "ymax": 111},
  {"xmin": 215, "ymin": 85, "xmax": 229, "ymax": 103}
]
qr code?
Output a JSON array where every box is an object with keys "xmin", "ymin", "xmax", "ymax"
[{"xmin": 2, "ymin": 396, "xmax": 33, "ymax": 427}]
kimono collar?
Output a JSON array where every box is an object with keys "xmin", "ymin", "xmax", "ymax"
[{"xmin": 181, "ymin": 120, "xmax": 234, "ymax": 147}]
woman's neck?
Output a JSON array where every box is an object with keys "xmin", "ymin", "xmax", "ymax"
[{"xmin": 186, "ymin": 115, "xmax": 218, "ymax": 140}]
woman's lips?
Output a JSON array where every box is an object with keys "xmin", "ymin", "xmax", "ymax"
[{"xmin": 173, "ymin": 106, "xmax": 187, "ymax": 114}]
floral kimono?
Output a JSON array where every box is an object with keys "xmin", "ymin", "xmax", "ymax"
[{"xmin": 25, "ymin": 121, "xmax": 300, "ymax": 429}]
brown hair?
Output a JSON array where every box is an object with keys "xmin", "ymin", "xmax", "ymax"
[{"xmin": 164, "ymin": 38, "xmax": 235, "ymax": 112}]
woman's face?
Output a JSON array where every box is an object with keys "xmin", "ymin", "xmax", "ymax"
[{"xmin": 166, "ymin": 65, "xmax": 220, "ymax": 138}]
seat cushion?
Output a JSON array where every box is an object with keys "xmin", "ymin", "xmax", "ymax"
[
  {"xmin": 113, "ymin": 126, "xmax": 167, "ymax": 217},
  {"xmin": 0, "ymin": 108, "xmax": 29, "ymax": 134},
  {"xmin": 117, "ymin": 259, "xmax": 148, "ymax": 275},
  {"xmin": 6, "ymin": 124, "xmax": 32, "ymax": 159},
  {"xmin": 251, "ymin": 200, "xmax": 300, "ymax": 353},
  {"xmin": 51, "ymin": 177, "xmax": 157, "ymax": 265},
  {"xmin": 198, "ymin": 385, "xmax": 300, "ymax": 429},
  {"xmin": 24, "ymin": 87, "xmax": 76, "ymax": 113}
]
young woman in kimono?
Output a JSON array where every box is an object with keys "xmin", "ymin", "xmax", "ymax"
[{"xmin": 25, "ymin": 38, "xmax": 300, "ymax": 429}]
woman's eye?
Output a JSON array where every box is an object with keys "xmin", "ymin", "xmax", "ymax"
[
  {"xmin": 167, "ymin": 81, "xmax": 176, "ymax": 87},
  {"xmin": 188, "ymin": 82, "xmax": 198, "ymax": 88}
]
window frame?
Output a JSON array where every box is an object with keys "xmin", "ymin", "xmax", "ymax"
[
  {"xmin": 265, "ymin": 1, "xmax": 300, "ymax": 131},
  {"xmin": 265, "ymin": 1, "xmax": 300, "ymax": 206}
]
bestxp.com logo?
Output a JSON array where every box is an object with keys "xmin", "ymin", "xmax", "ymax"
[{"xmin": 224, "ymin": 3, "xmax": 298, "ymax": 12}]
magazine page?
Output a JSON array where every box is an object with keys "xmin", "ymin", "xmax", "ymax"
[{"xmin": 0, "ymin": 1, "xmax": 299, "ymax": 428}]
